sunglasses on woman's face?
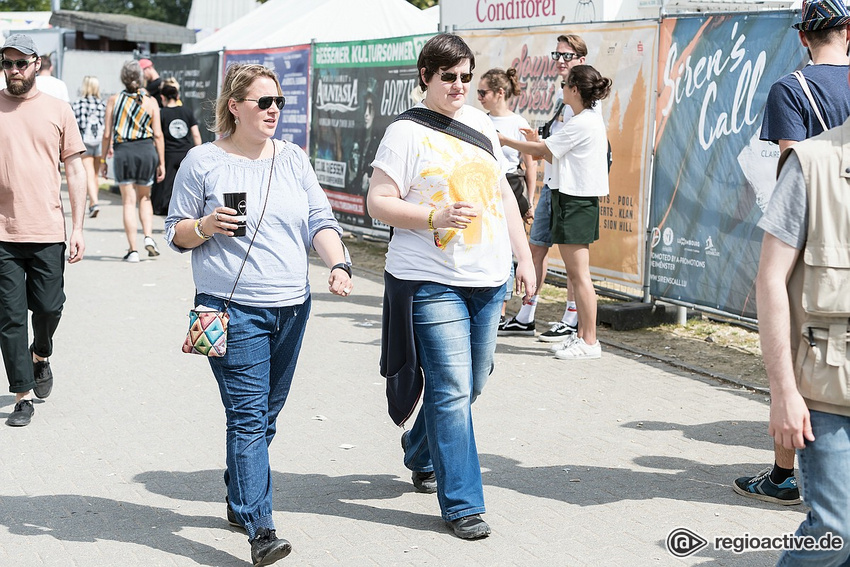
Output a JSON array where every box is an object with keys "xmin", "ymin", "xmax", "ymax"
[
  {"xmin": 439, "ymin": 71, "xmax": 473, "ymax": 84},
  {"xmin": 1, "ymin": 57, "xmax": 37, "ymax": 70},
  {"xmin": 476, "ymin": 89, "xmax": 491, "ymax": 98},
  {"xmin": 243, "ymin": 96, "xmax": 286, "ymax": 110},
  {"xmin": 551, "ymin": 51, "xmax": 578, "ymax": 62}
]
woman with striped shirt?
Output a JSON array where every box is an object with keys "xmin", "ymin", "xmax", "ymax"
[{"xmin": 101, "ymin": 60, "xmax": 165, "ymax": 262}]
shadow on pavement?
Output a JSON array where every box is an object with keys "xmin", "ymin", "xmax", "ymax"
[
  {"xmin": 478, "ymin": 453, "xmax": 808, "ymax": 512},
  {"xmin": 621, "ymin": 419, "xmax": 769, "ymax": 450},
  {"xmin": 135, "ymin": 469, "xmax": 443, "ymax": 533},
  {"xmin": 0, "ymin": 494, "xmax": 244, "ymax": 566}
]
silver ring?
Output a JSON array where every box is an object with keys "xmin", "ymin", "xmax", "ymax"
[{"xmin": 214, "ymin": 212, "xmax": 220, "ymax": 222}]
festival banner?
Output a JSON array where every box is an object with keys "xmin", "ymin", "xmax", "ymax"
[
  {"xmin": 651, "ymin": 12, "xmax": 804, "ymax": 318},
  {"xmin": 150, "ymin": 52, "xmax": 221, "ymax": 143},
  {"xmin": 224, "ymin": 46, "xmax": 311, "ymax": 150},
  {"xmin": 310, "ymin": 35, "xmax": 433, "ymax": 236},
  {"xmin": 463, "ymin": 21, "xmax": 657, "ymax": 287}
]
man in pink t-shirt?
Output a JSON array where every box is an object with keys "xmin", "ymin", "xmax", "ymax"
[{"xmin": 0, "ymin": 34, "xmax": 87, "ymax": 427}]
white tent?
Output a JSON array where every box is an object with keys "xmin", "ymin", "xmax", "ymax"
[{"xmin": 183, "ymin": 0, "xmax": 438, "ymax": 54}]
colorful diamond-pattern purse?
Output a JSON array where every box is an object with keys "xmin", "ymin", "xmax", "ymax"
[{"xmin": 182, "ymin": 309, "xmax": 230, "ymax": 357}]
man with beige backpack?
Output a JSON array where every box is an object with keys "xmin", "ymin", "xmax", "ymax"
[
  {"xmin": 755, "ymin": 63, "xmax": 850, "ymax": 566},
  {"xmin": 734, "ymin": 0, "xmax": 850, "ymax": 506}
]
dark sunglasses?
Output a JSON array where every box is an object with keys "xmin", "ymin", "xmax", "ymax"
[
  {"xmin": 476, "ymin": 89, "xmax": 491, "ymax": 98},
  {"xmin": 243, "ymin": 96, "xmax": 285, "ymax": 110},
  {"xmin": 551, "ymin": 51, "xmax": 578, "ymax": 62},
  {"xmin": 439, "ymin": 71, "xmax": 473, "ymax": 84},
  {"xmin": 1, "ymin": 57, "xmax": 37, "ymax": 70}
]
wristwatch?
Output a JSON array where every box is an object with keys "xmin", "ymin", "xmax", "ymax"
[{"xmin": 331, "ymin": 262, "xmax": 352, "ymax": 278}]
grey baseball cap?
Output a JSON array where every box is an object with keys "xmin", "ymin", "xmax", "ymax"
[{"xmin": 1, "ymin": 34, "xmax": 38, "ymax": 56}]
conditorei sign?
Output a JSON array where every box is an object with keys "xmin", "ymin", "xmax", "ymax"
[{"xmin": 440, "ymin": 0, "xmax": 650, "ymax": 30}]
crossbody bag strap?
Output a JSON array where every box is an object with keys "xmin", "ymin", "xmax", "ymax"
[
  {"xmin": 222, "ymin": 140, "xmax": 277, "ymax": 313},
  {"xmin": 793, "ymin": 70, "xmax": 829, "ymax": 133},
  {"xmin": 394, "ymin": 107, "xmax": 497, "ymax": 161}
]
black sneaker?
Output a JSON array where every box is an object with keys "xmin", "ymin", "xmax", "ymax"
[
  {"xmin": 733, "ymin": 467, "xmax": 801, "ymax": 505},
  {"xmin": 401, "ymin": 431, "xmax": 437, "ymax": 493},
  {"xmin": 538, "ymin": 321, "xmax": 578, "ymax": 343},
  {"xmin": 497, "ymin": 317, "xmax": 535, "ymax": 336},
  {"xmin": 250, "ymin": 527, "xmax": 292, "ymax": 566},
  {"xmin": 32, "ymin": 350, "xmax": 53, "ymax": 399},
  {"xmin": 447, "ymin": 514, "xmax": 491, "ymax": 539},
  {"xmin": 226, "ymin": 496, "xmax": 244, "ymax": 530},
  {"xmin": 6, "ymin": 399, "xmax": 34, "ymax": 427},
  {"xmin": 497, "ymin": 316, "xmax": 507, "ymax": 331}
]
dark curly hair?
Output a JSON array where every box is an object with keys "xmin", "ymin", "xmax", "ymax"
[{"xmin": 565, "ymin": 65, "xmax": 612, "ymax": 109}]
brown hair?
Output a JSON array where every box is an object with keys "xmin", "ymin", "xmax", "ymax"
[
  {"xmin": 481, "ymin": 67, "xmax": 521, "ymax": 99},
  {"xmin": 120, "ymin": 60, "xmax": 143, "ymax": 93},
  {"xmin": 803, "ymin": 25, "xmax": 848, "ymax": 48},
  {"xmin": 214, "ymin": 63, "xmax": 282, "ymax": 137},
  {"xmin": 556, "ymin": 34, "xmax": 588, "ymax": 58},
  {"xmin": 566, "ymin": 65, "xmax": 612, "ymax": 109},
  {"xmin": 417, "ymin": 33, "xmax": 475, "ymax": 90}
]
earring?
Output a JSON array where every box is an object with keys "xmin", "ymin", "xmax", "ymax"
[{"xmin": 234, "ymin": 117, "xmax": 239, "ymax": 125}]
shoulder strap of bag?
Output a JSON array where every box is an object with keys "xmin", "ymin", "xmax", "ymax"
[
  {"xmin": 222, "ymin": 140, "xmax": 277, "ymax": 313},
  {"xmin": 394, "ymin": 107, "xmax": 496, "ymax": 160},
  {"xmin": 793, "ymin": 70, "xmax": 829, "ymax": 133}
]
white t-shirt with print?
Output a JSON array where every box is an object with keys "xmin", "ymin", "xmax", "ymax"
[
  {"xmin": 489, "ymin": 112, "xmax": 531, "ymax": 173},
  {"xmin": 544, "ymin": 107, "xmax": 609, "ymax": 197},
  {"xmin": 371, "ymin": 103, "xmax": 512, "ymax": 287}
]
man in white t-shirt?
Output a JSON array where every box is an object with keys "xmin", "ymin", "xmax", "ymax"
[
  {"xmin": 35, "ymin": 53, "xmax": 69, "ymax": 103},
  {"xmin": 499, "ymin": 34, "xmax": 586, "ymax": 342}
]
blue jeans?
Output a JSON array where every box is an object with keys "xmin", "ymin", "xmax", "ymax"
[
  {"xmin": 197, "ymin": 293, "xmax": 311, "ymax": 540},
  {"xmin": 403, "ymin": 282, "xmax": 504, "ymax": 521},
  {"xmin": 528, "ymin": 185, "xmax": 554, "ymax": 247},
  {"xmin": 778, "ymin": 410, "xmax": 850, "ymax": 567}
]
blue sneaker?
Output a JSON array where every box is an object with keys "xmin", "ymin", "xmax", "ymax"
[{"xmin": 733, "ymin": 467, "xmax": 801, "ymax": 505}]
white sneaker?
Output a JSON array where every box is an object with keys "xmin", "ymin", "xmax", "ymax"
[
  {"xmin": 144, "ymin": 236, "xmax": 160, "ymax": 257},
  {"xmin": 548, "ymin": 333, "xmax": 580, "ymax": 352},
  {"xmin": 554, "ymin": 338, "xmax": 602, "ymax": 360},
  {"xmin": 123, "ymin": 250, "xmax": 140, "ymax": 263}
]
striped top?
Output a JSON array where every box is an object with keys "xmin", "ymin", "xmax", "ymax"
[{"xmin": 112, "ymin": 91, "xmax": 153, "ymax": 144}]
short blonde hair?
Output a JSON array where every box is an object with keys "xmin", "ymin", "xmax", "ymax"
[
  {"xmin": 80, "ymin": 75, "xmax": 100, "ymax": 98},
  {"xmin": 214, "ymin": 64, "xmax": 282, "ymax": 137}
]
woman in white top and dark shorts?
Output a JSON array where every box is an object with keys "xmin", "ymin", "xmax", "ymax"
[{"xmin": 501, "ymin": 65, "xmax": 611, "ymax": 360}]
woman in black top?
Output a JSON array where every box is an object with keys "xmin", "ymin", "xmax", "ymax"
[{"xmin": 152, "ymin": 78, "xmax": 201, "ymax": 215}]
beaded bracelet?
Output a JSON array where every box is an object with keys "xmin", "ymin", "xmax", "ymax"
[
  {"xmin": 194, "ymin": 219, "xmax": 212, "ymax": 240},
  {"xmin": 427, "ymin": 208, "xmax": 436, "ymax": 231}
]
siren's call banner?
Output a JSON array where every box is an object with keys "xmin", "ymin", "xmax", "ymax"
[
  {"xmin": 309, "ymin": 35, "xmax": 433, "ymax": 235},
  {"xmin": 652, "ymin": 12, "xmax": 804, "ymax": 317}
]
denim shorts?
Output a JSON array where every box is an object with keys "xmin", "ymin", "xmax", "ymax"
[
  {"xmin": 528, "ymin": 185, "xmax": 554, "ymax": 247},
  {"xmin": 113, "ymin": 138, "xmax": 157, "ymax": 186}
]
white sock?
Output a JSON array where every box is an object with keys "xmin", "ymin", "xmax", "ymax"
[
  {"xmin": 563, "ymin": 301, "xmax": 578, "ymax": 327},
  {"xmin": 516, "ymin": 296, "xmax": 538, "ymax": 324}
]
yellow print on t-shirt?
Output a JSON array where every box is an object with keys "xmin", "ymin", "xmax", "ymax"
[{"xmin": 418, "ymin": 134, "xmax": 503, "ymax": 248}]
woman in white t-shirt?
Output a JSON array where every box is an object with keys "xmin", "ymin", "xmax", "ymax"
[
  {"xmin": 501, "ymin": 65, "xmax": 611, "ymax": 360},
  {"xmin": 477, "ymin": 67, "xmax": 537, "ymax": 221},
  {"xmin": 367, "ymin": 33, "xmax": 535, "ymax": 541},
  {"xmin": 477, "ymin": 67, "xmax": 538, "ymax": 325}
]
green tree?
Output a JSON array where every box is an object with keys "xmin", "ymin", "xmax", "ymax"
[
  {"xmin": 0, "ymin": 0, "xmax": 51, "ymax": 10},
  {"xmin": 62, "ymin": 0, "xmax": 193, "ymax": 28}
]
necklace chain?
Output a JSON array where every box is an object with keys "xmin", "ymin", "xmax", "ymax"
[{"xmin": 230, "ymin": 136, "xmax": 266, "ymax": 160}]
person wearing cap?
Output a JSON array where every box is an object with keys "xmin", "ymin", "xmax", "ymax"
[
  {"xmin": 139, "ymin": 58, "xmax": 163, "ymax": 107},
  {"xmin": 0, "ymin": 33, "xmax": 87, "ymax": 427},
  {"xmin": 733, "ymin": 0, "xmax": 850, "ymax": 507}
]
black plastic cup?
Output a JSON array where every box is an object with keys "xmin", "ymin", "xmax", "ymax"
[{"xmin": 223, "ymin": 192, "xmax": 247, "ymax": 237}]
